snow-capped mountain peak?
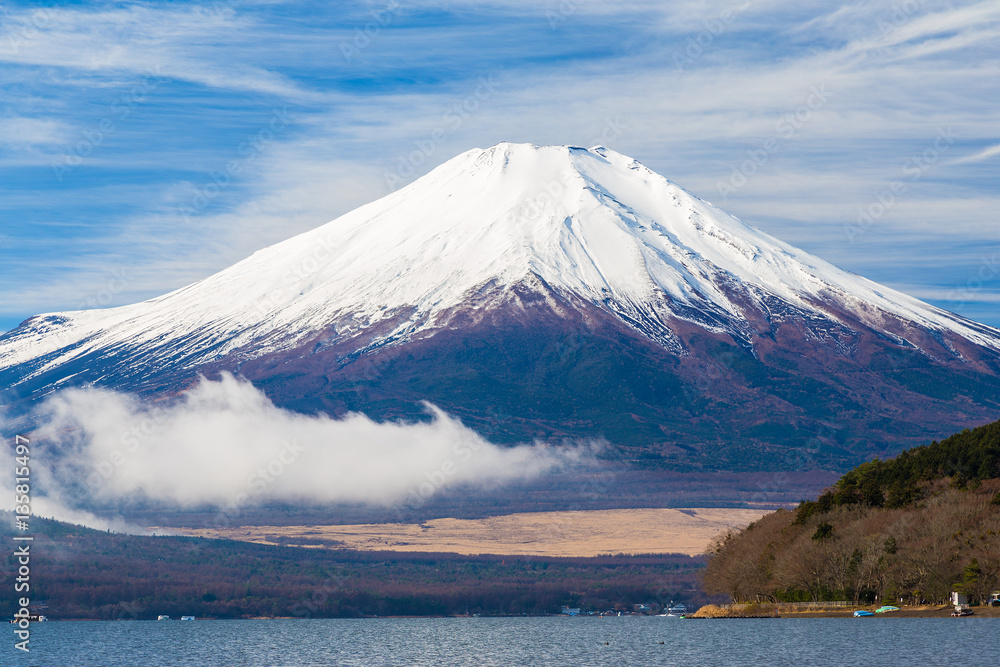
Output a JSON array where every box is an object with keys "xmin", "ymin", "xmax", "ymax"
[{"xmin": 3, "ymin": 143, "xmax": 1000, "ymax": 385}]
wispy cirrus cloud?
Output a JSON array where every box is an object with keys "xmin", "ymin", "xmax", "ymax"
[
  {"xmin": 0, "ymin": 4, "xmax": 313, "ymax": 99},
  {"xmin": 950, "ymin": 142, "xmax": 1000, "ymax": 165},
  {"xmin": 0, "ymin": 116, "xmax": 71, "ymax": 150}
]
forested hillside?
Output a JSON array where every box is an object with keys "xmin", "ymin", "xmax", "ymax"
[{"xmin": 704, "ymin": 420, "xmax": 1000, "ymax": 605}]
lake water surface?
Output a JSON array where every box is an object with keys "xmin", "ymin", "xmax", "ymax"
[{"xmin": 6, "ymin": 616, "xmax": 1000, "ymax": 666}]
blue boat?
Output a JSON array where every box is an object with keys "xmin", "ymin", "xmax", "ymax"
[{"xmin": 853, "ymin": 610, "xmax": 874, "ymax": 617}]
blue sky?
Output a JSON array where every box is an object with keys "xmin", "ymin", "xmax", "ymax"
[{"xmin": 0, "ymin": 0, "xmax": 998, "ymax": 331}]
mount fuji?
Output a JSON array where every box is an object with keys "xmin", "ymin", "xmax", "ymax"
[{"xmin": 3, "ymin": 143, "xmax": 1000, "ymax": 471}]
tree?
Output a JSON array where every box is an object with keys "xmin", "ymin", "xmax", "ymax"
[
  {"xmin": 957, "ymin": 558, "xmax": 984, "ymax": 604},
  {"xmin": 812, "ymin": 522, "xmax": 833, "ymax": 541}
]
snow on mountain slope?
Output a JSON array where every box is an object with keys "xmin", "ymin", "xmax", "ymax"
[{"xmin": 2, "ymin": 142, "xmax": 999, "ymax": 385}]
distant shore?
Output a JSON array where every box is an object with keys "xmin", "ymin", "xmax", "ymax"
[
  {"xmin": 786, "ymin": 606, "xmax": 1000, "ymax": 619},
  {"xmin": 692, "ymin": 604, "xmax": 1000, "ymax": 619}
]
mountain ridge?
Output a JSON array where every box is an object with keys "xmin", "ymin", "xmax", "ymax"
[
  {"xmin": 4, "ymin": 143, "xmax": 999, "ymax": 382},
  {"xmin": 3, "ymin": 143, "xmax": 1000, "ymax": 471}
]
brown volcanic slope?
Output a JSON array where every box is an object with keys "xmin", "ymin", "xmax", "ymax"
[
  {"xmin": 172, "ymin": 507, "xmax": 770, "ymax": 557},
  {"xmin": 4, "ymin": 271, "xmax": 1000, "ymax": 477},
  {"xmin": 239, "ymin": 283, "xmax": 1000, "ymax": 473}
]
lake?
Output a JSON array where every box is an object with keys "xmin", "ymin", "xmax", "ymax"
[{"xmin": 6, "ymin": 616, "xmax": 1000, "ymax": 666}]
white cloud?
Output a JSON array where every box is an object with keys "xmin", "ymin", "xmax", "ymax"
[
  {"xmin": 950, "ymin": 142, "xmax": 1000, "ymax": 165},
  {"xmin": 0, "ymin": 116, "xmax": 70, "ymax": 149},
  {"xmin": 0, "ymin": 4, "xmax": 314, "ymax": 99},
  {"xmin": 5, "ymin": 374, "xmax": 592, "ymax": 528}
]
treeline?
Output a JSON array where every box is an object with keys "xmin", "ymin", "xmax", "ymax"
[
  {"xmin": 797, "ymin": 419, "xmax": 1000, "ymax": 519},
  {"xmin": 704, "ymin": 419, "xmax": 1000, "ymax": 606},
  {"xmin": 0, "ymin": 514, "xmax": 708, "ymax": 619}
]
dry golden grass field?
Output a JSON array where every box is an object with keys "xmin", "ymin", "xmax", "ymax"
[{"xmin": 172, "ymin": 507, "xmax": 769, "ymax": 557}]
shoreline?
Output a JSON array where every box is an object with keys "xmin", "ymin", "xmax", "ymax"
[
  {"xmin": 692, "ymin": 604, "xmax": 1000, "ymax": 619},
  {"xmin": 27, "ymin": 607, "xmax": 1000, "ymax": 621}
]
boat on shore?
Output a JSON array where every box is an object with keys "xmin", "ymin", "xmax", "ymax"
[{"xmin": 8, "ymin": 614, "xmax": 46, "ymax": 623}]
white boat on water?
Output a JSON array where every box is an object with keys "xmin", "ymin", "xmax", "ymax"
[
  {"xmin": 157, "ymin": 615, "xmax": 170, "ymax": 621},
  {"xmin": 660, "ymin": 602, "xmax": 687, "ymax": 616},
  {"xmin": 180, "ymin": 616, "xmax": 195, "ymax": 621}
]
